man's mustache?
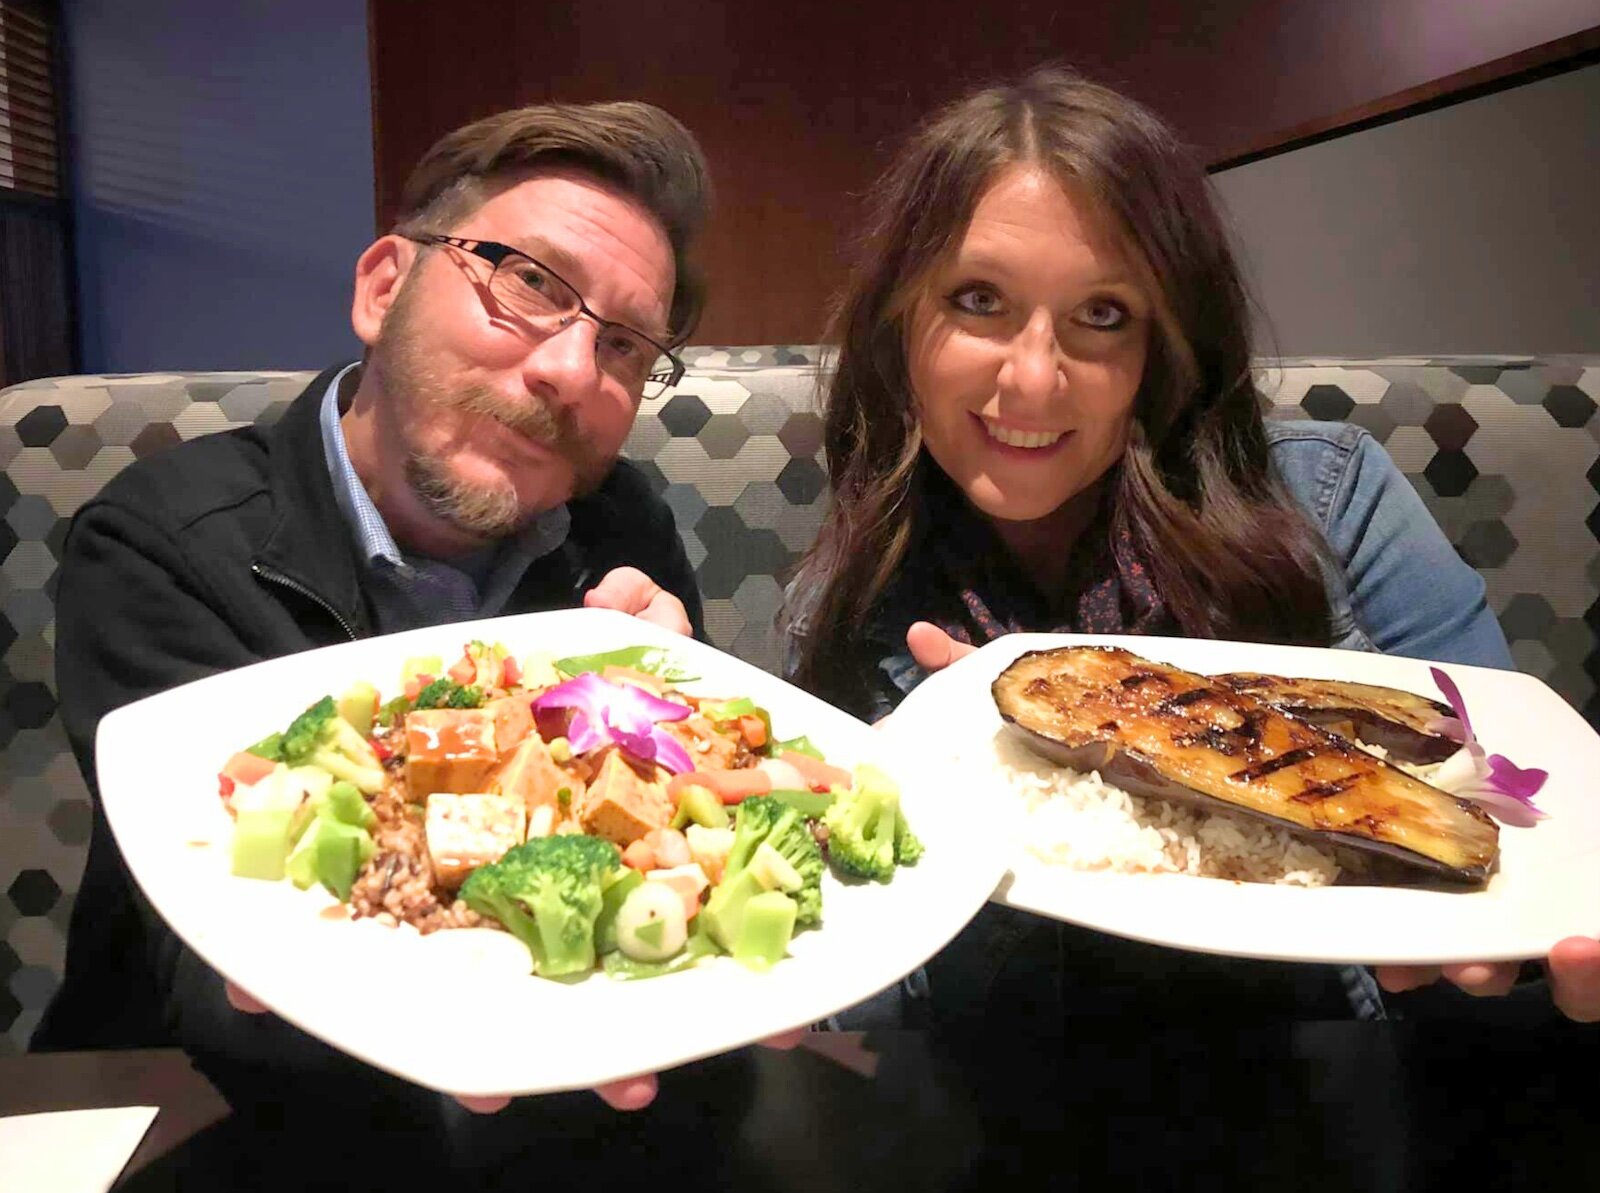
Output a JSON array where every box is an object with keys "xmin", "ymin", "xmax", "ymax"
[{"xmin": 434, "ymin": 386, "xmax": 593, "ymax": 469}]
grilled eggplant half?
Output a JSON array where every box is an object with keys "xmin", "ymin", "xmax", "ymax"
[
  {"xmin": 1212, "ymin": 672, "xmax": 1459, "ymax": 764},
  {"xmin": 992, "ymin": 646, "xmax": 1498, "ymax": 884}
]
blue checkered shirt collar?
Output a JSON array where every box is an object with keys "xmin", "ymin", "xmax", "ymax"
[{"xmin": 317, "ymin": 365, "xmax": 570, "ymax": 630}]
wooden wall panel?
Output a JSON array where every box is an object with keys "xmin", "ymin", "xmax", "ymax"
[
  {"xmin": 0, "ymin": 195, "xmax": 75, "ymax": 385},
  {"xmin": 1, "ymin": 0, "xmax": 74, "ymax": 385},
  {"xmin": 369, "ymin": 0, "xmax": 1600, "ymax": 344}
]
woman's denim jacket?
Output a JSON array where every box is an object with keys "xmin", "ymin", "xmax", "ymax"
[{"xmin": 787, "ymin": 421, "xmax": 1514, "ymax": 1028}]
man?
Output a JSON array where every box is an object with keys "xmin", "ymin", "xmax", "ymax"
[{"xmin": 34, "ymin": 100, "xmax": 776, "ymax": 1159}]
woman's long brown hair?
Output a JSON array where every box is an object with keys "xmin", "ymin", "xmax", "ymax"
[{"xmin": 785, "ymin": 66, "xmax": 1331, "ymax": 708}]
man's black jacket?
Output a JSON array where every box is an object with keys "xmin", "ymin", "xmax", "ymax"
[{"xmin": 33, "ymin": 364, "xmax": 703, "ymax": 1077}]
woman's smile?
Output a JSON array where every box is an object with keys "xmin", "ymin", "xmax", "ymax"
[{"xmin": 975, "ymin": 413, "xmax": 1071, "ymax": 453}]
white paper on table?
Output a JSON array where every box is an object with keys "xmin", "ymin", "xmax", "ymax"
[{"xmin": 0, "ymin": 1106, "xmax": 159, "ymax": 1193}]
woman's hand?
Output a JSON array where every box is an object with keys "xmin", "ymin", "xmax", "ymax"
[
  {"xmin": 871, "ymin": 623, "xmax": 979, "ymax": 730},
  {"xmin": 906, "ymin": 622, "xmax": 976, "ymax": 673},
  {"xmin": 1374, "ymin": 936, "xmax": 1600, "ymax": 1022},
  {"xmin": 583, "ymin": 567, "xmax": 692, "ymax": 636},
  {"xmin": 225, "ymin": 981, "xmax": 806, "ymax": 1110}
]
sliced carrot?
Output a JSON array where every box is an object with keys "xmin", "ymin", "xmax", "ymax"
[
  {"xmin": 780, "ymin": 751, "xmax": 852, "ymax": 793},
  {"xmin": 404, "ymin": 673, "xmax": 435, "ymax": 701},
  {"xmin": 448, "ymin": 655, "xmax": 476, "ymax": 685},
  {"xmin": 622, "ymin": 839, "xmax": 657, "ymax": 872},
  {"xmin": 668, "ymin": 768, "xmax": 773, "ymax": 805},
  {"xmin": 737, "ymin": 714, "xmax": 768, "ymax": 750},
  {"xmin": 221, "ymin": 750, "xmax": 278, "ymax": 787}
]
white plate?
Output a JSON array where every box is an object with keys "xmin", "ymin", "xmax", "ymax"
[
  {"xmin": 96, "ymin": 608, "xmax": 1007, "ymax": 1098},
  {"xmin": 882, "ymin": 632, "xmax": 1600, "ymax": 966},
  {"xmin": 0, "ymin": 1107, "xmax": 158, "ymax": 1193}
]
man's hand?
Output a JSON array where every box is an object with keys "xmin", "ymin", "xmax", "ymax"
[
  {"xmin": 458, "ymin": 1028, "xmax": 807, "ymax": 1113},
  {"xmin": 583, "ymin": 566, "xmax": 691, "ymax": 636},
  {"xmin": 1375, "ymin": 936, "xmax": 1600, "ymax": 1023},
  {"xmin": 906, "ymin": 621, "xmax": 977, "ymax": 673},
  {"xmin": 226, "ymin": 981, "xmax": 805, "ymax": 1111},
  {"xmin": 226, "ymin": 981, "xmax": 522, "ymax": 1111}
]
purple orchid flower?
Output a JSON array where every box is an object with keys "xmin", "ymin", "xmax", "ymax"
[
  {"xmin": 531, "ymin": 673, "xmax": 695, "ymax": 774},
  {"xmin": 1425, "ymin": 668, "xmax": 1474, "ymax": 742},
  {"xmin": 1426, "ymin": 666, "xmax": 1548, "ymax": 828}
]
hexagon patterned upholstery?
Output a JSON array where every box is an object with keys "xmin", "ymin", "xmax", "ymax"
[{"xmin": 2, "ymin": 352, "xmax": 1597, "ymax": 1052}]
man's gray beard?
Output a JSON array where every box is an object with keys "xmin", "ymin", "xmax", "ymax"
[
  {"xmin": 403, "ymin": 450, "xmax": 526, "ymax": 539},
  {"xmin": 371, "ymin": 274, "xmax": 613, "ymax": 541}
]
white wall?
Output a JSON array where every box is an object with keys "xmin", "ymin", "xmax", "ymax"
[
  {"xmin": 65, "ymin": 0, "xmax": 374, "ymax": 372},
  {"xmin": 1213, "ymin": 63, "xmax": 1600, "ymax": 358}
]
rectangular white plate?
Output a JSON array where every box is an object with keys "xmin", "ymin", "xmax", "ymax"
[
  {"xmin": 882, "ymin": 632, "xmax": 1600, "ymax": 966},
  {"xmin": 96, "ymin": 608, "xmax": 1008, "ymax": 1097}
]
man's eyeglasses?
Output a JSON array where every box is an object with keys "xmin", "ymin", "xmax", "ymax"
[{"xmin": 405, "ymin": 234, "xmax": 686, "ymax": 399}]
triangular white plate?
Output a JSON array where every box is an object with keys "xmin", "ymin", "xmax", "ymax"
[{"xmin": 97, "ymin": 608, "xmax": 1007, "ymax": 1097}]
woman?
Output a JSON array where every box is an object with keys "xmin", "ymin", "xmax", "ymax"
[{"xmin": 782, "ymin": 67, "xmax": 1600, "ymax": 1039}]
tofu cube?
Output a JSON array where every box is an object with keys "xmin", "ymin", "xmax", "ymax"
[
  {"xmin": 577, "ymin": 748, "xmax": 671, "ymax": 847},
  {"xmin": 488, "ymin": 731, "xmax": 578, "ymax": 825},
  {"xmin": 484, "ymin": 695, "xmax": 535, "ymax": 755},
  {"xmin": 425, "ymin": 792, "xmax": 526, "ymax": 888},
  {"xmin": 405, "ymin": 709, "xmax": 498, "ymax": 800}
]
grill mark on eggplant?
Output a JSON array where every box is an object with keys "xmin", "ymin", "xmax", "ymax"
[
  {"xmin": 1157, "ymin": 685, "xmax": 1271, "ymax": 756},
  {"xmin": 1229, "ymin": 747, "xmax": 1321, "ymax": 782},
  {"xmin": 1173, "ymin": 725, "xmax": 1251, "ymax": 755},
  {"xmin": 1291, "ymin": 776, "xmax": 1358, "ymax": 803},
  {"xmin": 1120, "ymin": 672, "xmax": 1168, "ymax": 690}
]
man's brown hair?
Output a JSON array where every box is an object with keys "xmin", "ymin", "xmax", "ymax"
[{"xmin": 394, "ymin": 100, "xmax": 711, "ymax": 343}]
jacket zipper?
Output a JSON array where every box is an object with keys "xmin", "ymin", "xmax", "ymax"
[{"xmin": 251, "ymin": 562, "xmax": 360, "ymax": 642}]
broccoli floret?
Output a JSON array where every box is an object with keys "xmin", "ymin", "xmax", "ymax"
[
  {"xmin": 246, "ymin": 732, "xmax": 285, "ymax": 761},
  {"xmin": 821, "ymin": 768, "xmax": 920, "ymax": 881},
  {"xmin": 375, "ymin": 695, "xmax": 412, "ymax": 728},
  {"xmin": 724, "ymin": 795, "xmax": 824, "ymax": 927},
  {"xmin": 896, "ymin": 816, "xmax": 925, "ymax": 866},
  {"xmin": 725, "ymin": 794, "xmax": 784, "ymax": 876},
  {"xmin": 280, "ymin": 696, "xmax": 386, "ymax": 794},
  {"xmin": 411, "ymin": 677, "xmax": 484, "ymax": 710},
  {"xmin": 460, "ymin": 835, "xmax": 622, "ymax": 977}
]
